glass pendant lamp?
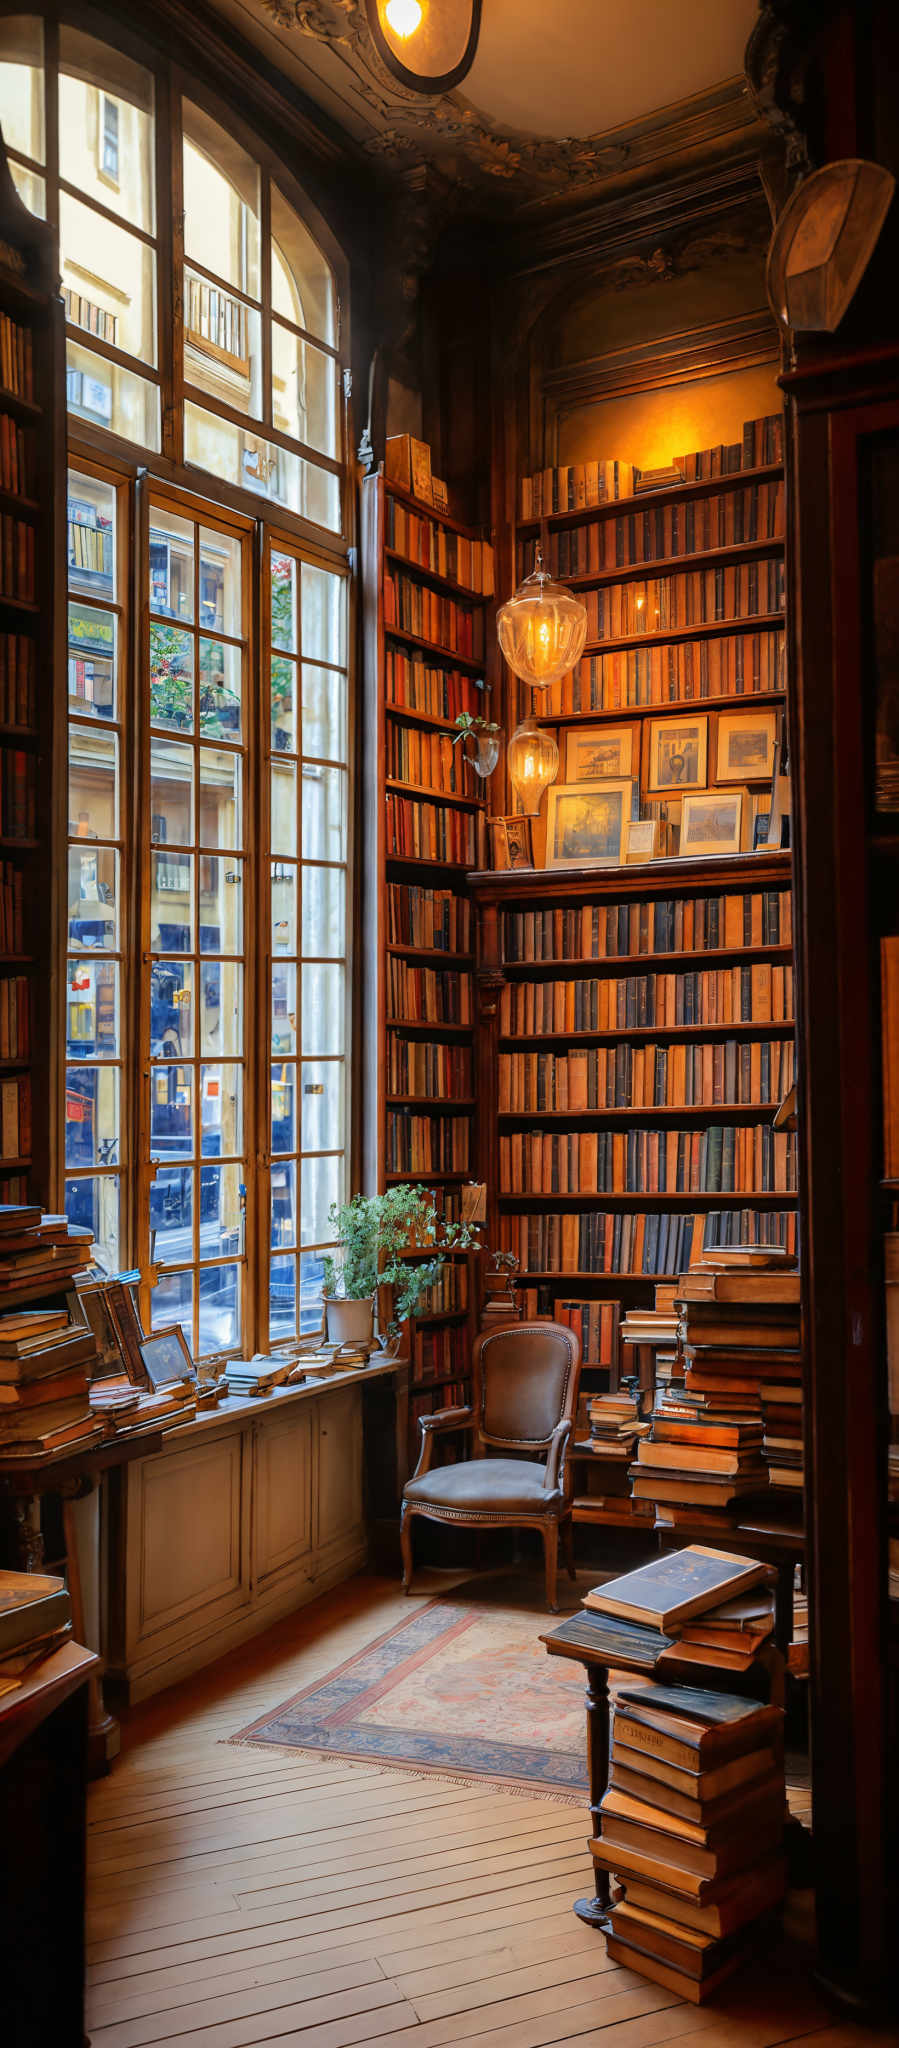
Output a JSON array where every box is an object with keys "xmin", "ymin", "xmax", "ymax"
[
  {"xmin": 507, "ymin": 716, "xmax": 559, "ymax": 814},
  {"xmin": 496, "ymin": 546, "xmax": 588, "ymax": 693}
]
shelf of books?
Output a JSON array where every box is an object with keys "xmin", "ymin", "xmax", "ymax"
[
  {"xmin": 361, "ymin": 459, "xmax": 495, "ymax": 1465},
  {"xmin": 0, "ymin": 145, "xmax": 65, "ymax": 1209}
]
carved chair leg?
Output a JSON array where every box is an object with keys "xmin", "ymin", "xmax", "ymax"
[
  {"xmin": 400, "ymin": 1504, "xmax": 414, "ymax": 1594},
  {"xmin": 562, "ymin": 1513, "xmax": 576, "ymax": 1581},
  {"xmin": 543, "ymin": 1519, "xmax": 559, "ymax": 1613}
]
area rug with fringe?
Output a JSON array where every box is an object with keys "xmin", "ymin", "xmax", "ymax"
[{"xmin": 230, "ymin": 1597, "xmax": 588, "ymax": 1797}]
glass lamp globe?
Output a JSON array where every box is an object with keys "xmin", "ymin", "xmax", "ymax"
[
  {"xmin": 496, "ymin": 546, "xmax": 588, "ymax": 693},
  {"xmin": 507, "ymin": 717, "xmax": 559, "ymax": 815}
]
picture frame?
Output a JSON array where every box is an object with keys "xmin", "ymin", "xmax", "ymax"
[
  {"xmin": 544, "ymin": 779, "xmax": 631, "ymax": 869},
  {"xmin": 489, "ymin": 815, "xmax": 533, "ymax": 870},
  {"xmin": 715, "ymin": 709, "xmax": 777, "ymax": 783},
  {"xmin": 647, "ymin": 715, "xmax": 708, "ymax": 795},
  {"xmin": 76, "ymin": 1279, "xmax": 128, "ymax": 1381},
  {"xmin": 138, "ymin": 1323, "xmax": 196, "ymax": 1392},
  {"xmin": 104, "ymin": 1275, "xmax": 149, "ymax": 1387},
  {"xmin": 680, "ymin": 788, "xmax": 747, "ymax": 858},
  {"xmin": 625, "ymin": 818, "xmax": 658, "ymax": 864},
  {"xmin": 564, "ymin": 724, "xmax": 633, "ymax": 783}
]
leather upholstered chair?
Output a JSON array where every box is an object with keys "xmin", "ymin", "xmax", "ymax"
[{"xmin": 400, "ymin": 1320, "xmax": 581, "ymax": 1611}]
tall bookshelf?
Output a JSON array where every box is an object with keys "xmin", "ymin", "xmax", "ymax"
[
  {"xmin": 361, "ymin": 466, "xmax": 495, "ymax": 1466},
  {"xmin": 0, "ymin": 143, "xmax": 65, "ymax": 1209}
]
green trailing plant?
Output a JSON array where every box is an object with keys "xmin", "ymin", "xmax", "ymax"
[
  {"xmin": 452, "ymin": 709, "xmax": 502, "ymax": 746},
  {"xmin": 322, "ymin": 1185, "xmax": 481, "ymax": 1337}
]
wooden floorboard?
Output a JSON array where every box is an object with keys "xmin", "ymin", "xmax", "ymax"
[{"xmin": 86, "ymin": 1570, "xmax": 894, "ymax": 2048}]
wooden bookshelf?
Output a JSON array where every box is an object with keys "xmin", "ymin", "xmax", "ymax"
[
  {"xmin": 361, "ymin": 466, "xmax": 495, "ymax": 1462},
  {"xmin": 0, "ymin": 146, "xmax": 65, "ymax": 1209}
]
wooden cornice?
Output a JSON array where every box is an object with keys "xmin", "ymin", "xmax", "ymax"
[
  {"xmin": 545, "ymin": 310, "xmax": 778, "ymax": 414},
  {"xmin": 499, "ymin": 154, "xmax": 773, "ymax": 283}
]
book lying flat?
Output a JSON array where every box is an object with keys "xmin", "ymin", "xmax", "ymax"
[
  {"xmin": 612, "ymin": 1684, "xmax": 782, "ymax": 1768},
  {"xmin": 583, "ymin": 1546, "xmax": 774, "ymax": 1631},
  {"xmin": 605, "ymin": 1927, "xmax": 747, "ymax": 2003},
  {"xmin": 608, "ymin": 1899, "xmax": 750, "ymax": 1980},
  {"xmin": 0, "ymin": 1571, "xmax": 71, "ymax": 1656},
  {"xmin": 609, "ymin": 1758, "xmax": 783, "ymax": 1827},
  {"xmin": 612, "ymin": 1859, "xmax": 786, "ymax": 1938},
  {"xmin": 612, "ymin": 1735, "xmax": 778, "ymax": 1802}
]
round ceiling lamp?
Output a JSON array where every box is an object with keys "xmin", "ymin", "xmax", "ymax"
[
  {"xmin": 366, "ymin": 0, "xmax": 482, "ymax": 93},
  {"xmin": 496, "ymin": 546, "xmax": 588, "ymax": 694},
  {"xmin": 507, "ymin": 717, "xmax": 559, "ymax": 815}
]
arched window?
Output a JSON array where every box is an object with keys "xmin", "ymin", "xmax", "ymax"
[{"xmin": 0, "ymin": 10, "xmax": 351, "ymax": 1361}]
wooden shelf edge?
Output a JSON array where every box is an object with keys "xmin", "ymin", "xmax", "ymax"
[
  {"xmin": 537, "ymin": 690, "xmax": 786, "ymax": 728},
  {"xmin": 516, "ymin": 464, "xmax": 784, "ymax": 536},
  {"xmin": 384, "ymin": 623, "xmax": 485, "ymax": 672},
  {"xmin": 384, "ymin": 546, "xmax": 493, "ymax": 604},
  {"xmin": 553, "ymin": 536, "xmax": 786, "ymax": 593},
  {"xmin": 468, "ymin": 850, "xmax": 792, "ymax": 900},
  {"xmin": 498, "ymin": 1022, "xmax": 795, "ymax": 1046}
]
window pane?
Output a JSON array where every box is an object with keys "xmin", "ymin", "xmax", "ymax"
[
  {"xmin": 150, "ymin": 624, "xmax": 194, "ymax": 733},
  {"xmin": 151, "ymin": 1166, "xmax": 193, "ymax": 1267},
  {"xmin": 150, "ymin": 513, "xmax": 194, "ymax": 622},
  {"xmin": 151, "ymin": 851, "xmax": 194, "ymax": 952},
  {"xmin": 150, "ymin": 1064, "xmax": 194, "ymax": 1160},
  {"xmin": 271, "ymin": 960, "xmax": 297, "ymax": 1055},
  {"xmin": 68, "ymin": 603, "xmax": 116, "ymax": 720},
  {"xmin": 200, "ymin": 1063, "xmax": 242, "ymax": 1158},
  {"xmin": 67, "ymin": 338, "xmax": 160, "ymax": 449},
  {"xmin": 302, "ymin": 864, "xmax": 345, "ymax": 959},
  {"xmin": 271, "ymin": 759, "xmax": 297, "ymax": 858},
  {"xmin": 299, "ymin": 1249, "xmax": 328, "ymax": 1332},
  {"xmin": 301, "ymin": 1061, "xmax": 344, "ymax": 1151},
  {"xmin": 199, "ymin": 747, "xmax": 241, "ymax": 848},
  {"xmin": 184, "ymin": 401, "xmax": 339, "ymax": 528},
  {"xmin": 302, "ymin": 664, "xmax": 346, "ymax": 763},
  {"xmin": 61, "ymin": 192, "xmax": 156, "ymax": 364},
  {"xmin": 65, "ymin": 1066, "xmax": 119, "ymax": 1168},
  {"xmin": 272, "ymin": 862, "xmax": 297, "ymax": 956},
  {"xmin": 0, "ymin": 18, "xmax": 45, "ymax": 164},
  {"xmin": 271, "ymin": 1159, "xmax": 296, "ymax": 1249},
  {"xmin": 151, "ymin": 737, "xmax": 194, "ymax": 845},
  {"xmin": 199, "ymin": 640, "xmax": 241, "ymax": 739},
  {"xmin": 59, "ymin": 28, "xmax": 155, "ymax": 232},
  {"xmin": 301, "ymin": 1153, "xmax": 341, "ymax": 1246},
  {"xmin": 200, "ymin": 1162, "xmax": 242, "ymax": 1257},
  {"xmin": 302, "ymin": 962, "xmax": 344, "ymax": 1055},
  {"xmin": 271, "ymin": 185, "xmax": 336, "ymax": 348},
  {"xmin": 68, "ymin": 845, "xmax": 118, "ymax": 951},
  {"xmin": 200, "ymin": 960, "xmax": 243, "ymax": 1055},
  {"xmin": 302, "ymin": 563, "xmax": 345, "ymax": 666},
  {"xmin": 183, "ymin": 101, "xmax": 260, "ymax": 300},
  {"xmin": 269, "ymin": 1253, "xmax": 295, "ymax": 1342},
  {"xmin": 151, "ymin": 962, "xmax": 193, "ymax": 1056},
  {"xmin": 69, "ymin": 725, "xmax": 118, "ymax": 842},
  {"xmin": 198, "ymin": 1262, "xmax": 240, "ymax": 1355},
  {"xmin": 65, "ymin": 1174, "xmax": 119, "ymax": 1274},
  {"xmin": 10, "ymin": 164, "xmax": 45, "ymax": 217},
  {"xmin": 272, "ymin": 655, "xmax": 297, "ymax": 752},
  {"xmin": 184, "ymin": 266, "xmax": 262, "ymax": 420},
  {"xmin": 67, "ymin": 959, "xmax": 119, "ymax": 1056},
  {"xmin": 272, "ymin": 325, "xmax": 337, "ymax": 459},
  {"xmin": 200, "ymin": 527, "xmax": 241, "ymax": 637},
  {"xmin": 271, "ymin": 552, "xmax": 298, "ymax": 653},
  {"xmin": 200, "ymin": 854, "xmax": 243, "ymax": 955},
  {"xmin": 150, "ymin": 1268, "xmax": 193, "ymax": 1342},
  {"xmin": 302, "ymin": 762, "xmax": 345, "ymax": 863},
  {"xmin": 271, "ymin": 1062, "xmax": 295, "ymax": 1154},
  {"xmin": 68, "ymin": 472, "xmax": 115, "ymax": 599}
]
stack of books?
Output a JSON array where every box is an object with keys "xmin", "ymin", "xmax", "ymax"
[
  {"xmin": 223, "ymin": 1356, "xmax": 296, "ymax": 1398},
  {"xmin": 0, "ymin": 1568, "xmax": 72, "ymax": 1700},
  {"xmin": 582, "ymin": 1545, "xmax": 777, "ymax": 1676},
  {"xmin": 586, "ymin": 1390, "xmax": 649, "ymax": 1457},
  {"xmin": 0, "ymin": 1206, "xmax": 103, "ymax": 1459},
  {"xmin": 679, "ymin": 1258, "xmax": 802, "ymax": 1499}
]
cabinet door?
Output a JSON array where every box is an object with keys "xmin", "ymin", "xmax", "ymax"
[
  {"xmin": 315, "ymin": 1385, "xmax": 364, "ymax": 1555},
  {"xmin": 124, "ymin": 1427, "xmax": 251, "ymax": 1662},
  {"xmin": 254, "ymin": 1403, "xmax": 313, "ymax": 1589}
]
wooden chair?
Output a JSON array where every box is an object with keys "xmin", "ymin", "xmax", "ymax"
[{"xmin": 400, "ymin": 1320, "xmax": 581, "ymax": 1611}]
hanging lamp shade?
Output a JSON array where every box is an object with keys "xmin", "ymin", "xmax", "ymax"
[
  {"xmin": 507, "ymin": 717, "xmax": 559, "ymax": 815},
  {"xmin": 496, "ymin": 547, "xmax": 588, "ymax": 693}
]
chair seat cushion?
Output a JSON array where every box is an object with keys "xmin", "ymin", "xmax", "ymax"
[{"xmin": 404, "ymin": 1456, "xmax": 558, "ymax": 1517}]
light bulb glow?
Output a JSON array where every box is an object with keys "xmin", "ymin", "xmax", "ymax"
[
  {"xmin": 507, "ymin": 717, "xmax": 559, "ymax": 815},
  {"xmin": 384, "ymin": 0, "xmax": 423, "ymax": 36},
  {"xmin": 497, "ymin": 547, "xmax": 588, "ymax": 693}
]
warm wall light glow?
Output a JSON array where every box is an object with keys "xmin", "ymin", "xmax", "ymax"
[
  {"xmin": 507, "ymin": 717, "xmax": 559, "ymax": 816},
  {"xmin": 384, "ymin": 0, "xmax": 423, "ymax": 36}
]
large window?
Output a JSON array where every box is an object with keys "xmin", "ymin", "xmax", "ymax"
[{"xmin": 3, "ymin": 12, "xmax": 352, "ymax": 1356}]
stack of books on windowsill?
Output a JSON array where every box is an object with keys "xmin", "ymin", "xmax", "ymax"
[
  {"xmin": 89, "ymin": 1375, "xmax": 197, "ymax": 1435},
  {"xmin": 0, "ymin": 1207, "xmax": 104, "ymax": 1459},
  {"xmin": 0, "ymin": 1569, "xmax": 73, "ymax": 1701}
]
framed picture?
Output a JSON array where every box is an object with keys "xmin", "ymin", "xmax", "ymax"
[
  {"xmin": 625, "ymin": 819, "xmax": 658, "ymax": 863},
  {"xmin": 564, "ymin": 724, "xmax": 633, "ymax": 782},
  {"xmin": 648, "ymin": 715, "xmax": 708, "ymax": 794},
  {"xmin": 544, "ymin": 780, "xmax": 631, "ymax": 869},
  {"xmin": 489, "ymin": 815, "xmax": 533, "ymax": 870},
  {"xmin": 104, "ymin": 1275, "xmax": 148, "ymax": 1387},
  {"xmin": 715, "ymin": 710, "xmax": 777, "ymax": 782},
  {"xmin": 138, "ymin": 1324, "xmax": 196, "ymax": 1391},
  {"xmin": 680, "ymin": 788, "xmax": 747, "ymax": 857},
  {"xmin": 76, "ymin": 1279, "xmax": 128, "ymax": 1381}
]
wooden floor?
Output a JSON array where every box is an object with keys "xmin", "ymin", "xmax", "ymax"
[{"xmin": 86, "ymin": 1571, "xmax": 890, "ymax": 2048}]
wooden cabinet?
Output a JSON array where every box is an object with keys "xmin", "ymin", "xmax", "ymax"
[
  {"xmin": 254, "ymin": 1403, "xmax": 313, "ymax": 1591},
  {"xmin": 316, "ymin": 1384, "xmax": 363, "ymax": 1555}
]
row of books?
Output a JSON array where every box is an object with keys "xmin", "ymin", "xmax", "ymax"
[
  {"xmin": 503, "ymin": 889, "xmax": 792, "ymax": 964},
  {"xmin": 0, "ymin": 515, "xmax": 34, "ymax": 601},
  {"xmin": 413, "ymin": 1264, "xmax": 468, "ymax": 1315},
  {"xmin": 386, "ymin": 792, "xmax": 476, "ymax": 866},
  {"xmin": 386, "ymin": 882, "xmax": 471, "ymax": 954},
  {"xmin": 384, "ymin": 572, "xmax": 483, "ymax": 659},
  {"xmin": 545, "ymin": 631, "xmax": 785, "ymax": 714},
  {"xmin": 0, "ymin": 750, "xmax": 34, "ymax": 838},
  {"xmin": 385, "ymin": 496, "xmax": 495, "ymax": 595},
  {"xmin": 502, "ymin": 1210, "xmax": 797, "ymax": 1281},
  {"xmin": 527, "ymin": 481, "xmax": 785, "ymax": 580},
  {"xmin": 412, "ymin": 1322, "xmax": 467, "ymax": 1384},
  {"xmin": 0, "ymin": 631, "xmax": 34, "ymax": 726},
  {"xmin": 520, "ymin": 415, "xmax": 784, "ymax": 517},
  {"xmin": 386, "ymin": 959, "xmax": 472, "ymax": 1025},
  {"xmin": 385, "ymin": 722, "xmax": 477, "ymax": 798},
  {"xmin": 410, "ymin": 1383, "xmax": 469, "ymax": 1432},
  {"xmin": 387, "ymin": 1033, "xmax": 472, "ymax": 1096},
  {"xmin": 0, "ymin": 1074, "xmax": 30, "ymax": 1159},
  {"xmin": 577, "ymin": 561, "xmax": 784, "ymax": 645},
  {"xmin": 385, "ymin": 649, "xmax": 484, "ymax": 724},
  {"xmin": 553, "ymin": 1295, "xmax": 620, "ymax": 1370},
  {"xmin": 0, "ymin": 975, "xmax": 28, "ymax": 1058},
  {"xmin": 0, "ymin": 412, "xmax": 33, "ymax": 498},
  {"xmin": 66, "ymin": 511, "xmax": 113, "ymax": 578},
  {"xmin": 497, "ymin": 1038, "xmax": 795, "ymax": 1112},
  {"xmin": 386, "ymin": 1112, "xmax": 470, "ymax": 1175},
  {"xmin": 0, "ymin": 312, "xmax": 34, "ymax": 402},
  {"xmin": 0, "ymin": 860, "xmax": 24, "ymax": 953},
  {"xmin": 498, "ymin": 1126, "xmax": 797, "ymax": 1196},
  {"xmin": 499, "ymin": 964, "xmax": 794, "ymax": 1036},
  {"xmin": 63, "ymin": 288, "xmax": 117, "ymax": 345}
]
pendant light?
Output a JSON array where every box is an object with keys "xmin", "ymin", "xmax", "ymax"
[
  {"xmin": 496, "ymin": 545, "xmax": 588, "ymax": 694},
  {"xmin": 507, "ymin": 716, "xmax": 559, "ymax": 815}
]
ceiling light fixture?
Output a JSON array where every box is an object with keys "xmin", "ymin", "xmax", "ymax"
[
  {"xmin": 496, "ymin": 546, "xmax": 588, "ymax": 694},
  {"xmin": 367, "ymin": 0, "xmax": 482, "ymax": 93},
  {"xmin": 384, "ymin": 0, "xmax": 423, "ymax": 37}
]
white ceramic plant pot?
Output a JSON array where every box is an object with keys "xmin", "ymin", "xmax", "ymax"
[{"xmin": 325, "ymin": 1296, "xmax": 375, "ymax": 1347}]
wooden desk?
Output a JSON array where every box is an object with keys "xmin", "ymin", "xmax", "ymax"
[{"xmin": 0, "ymin": 1641, "xmax": 97, "ymax": 2046}]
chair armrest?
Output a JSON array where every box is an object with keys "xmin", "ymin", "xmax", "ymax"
[
  {"xmin": 410, "ymin": 1406, "xmax": 475, "ymax": 1482},
  {"xmin": 544, "ymin": 1418, "xmax": 571, "ymax": 1494}
]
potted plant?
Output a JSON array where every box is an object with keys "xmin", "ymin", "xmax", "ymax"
[
  {"xmin": 322, "ymin": 1185, "xmax": 481, "ymax": 1348},
  {"xmin": 453, "ymin": 709, "xmax": 502, "ymax": 780}
]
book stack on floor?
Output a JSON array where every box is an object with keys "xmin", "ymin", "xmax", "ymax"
[
  {"xmin": 0, "ymin": 1205, "xmax": 104, "ymax": 1459},
  {"xmin": 0, "ymin": 1568, "xmax": 72, "ymax": 1700},
  {"xmin": 583, "ymin": 1549, "xmax": 786, "ymax": 2002}
]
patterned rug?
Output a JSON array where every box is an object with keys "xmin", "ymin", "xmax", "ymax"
[{"xmin": 231, "ymin": 1593, "xmax": 589, "ymax": 1796}]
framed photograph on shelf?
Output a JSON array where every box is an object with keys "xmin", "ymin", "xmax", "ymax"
[
  {"xmin": 680, "ymin": 788, "xmax": 747, "ymax": 858},
  {"xmin": 715, "ymin": 709, "xmax": 777, "ymax": 782},
  {"xmin": 647, "ymin": 715, "xmax": 708, "ymax": 794},
  {"xmin": 564, "ymin": 724, "xmax": 633, "ymax": 782},
  {"xmin": 138, "ymin": 1324, "xmax": 196, "ymax": 1392},
  {"xmin": 544, "ymin": 780, "xmax": 631, "ymax": 869},
  {"xmin": 489, "ymin": 816, "xmax": 533, "ymax": 870},
  {"xmin": 626, "ymin": 819, "xmax": 658, "ymax": 863}
]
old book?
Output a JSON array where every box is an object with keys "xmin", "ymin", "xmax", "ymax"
[
  {"xmin": 0, "ymin": 1570, "xmax": 71, "ymax": 1655},
  {"xmin": 608, "ymin": 1900, "xmax": 747, "ymax": 1979},
  {"xmin": 612, "ymin": 1859, "xmax": 786, "ymax": 1937},
  {"xmin": 604, "ymin": 1928, "xmax": 747, "ymax": 2003},
  {"xmin": 598, "ymin": 1792, "xmax": 782, "ymax": 1878},
  {"xmin": 609, "ymin": 1758, "xmax": 782, "ymax": 1826},
  {"xmin": 612, "ymin": 1735, "xmax": 778, "ymax": 1802},
  {"xmin": 0, "ymin": 1367, "xmax": 89, "ymax": 1408},
  {"xmin": 629, "ymin": 1472, "xmax": 766, "ymax": 1507},
  {"xmin": 582, "ymin": 1546, "xmax": 773, "ymax": 1631},
  {"xmin": 679, "ymin": 1271, "xmax": 800, "ymax": 1304},
  {"xmin": 612, "ymin": 1684, "xmax": 782, "ymax": 1768},
  {"xmin": 635, "ymin": 1439, "xmax": 758, "ymax": 1475}
]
